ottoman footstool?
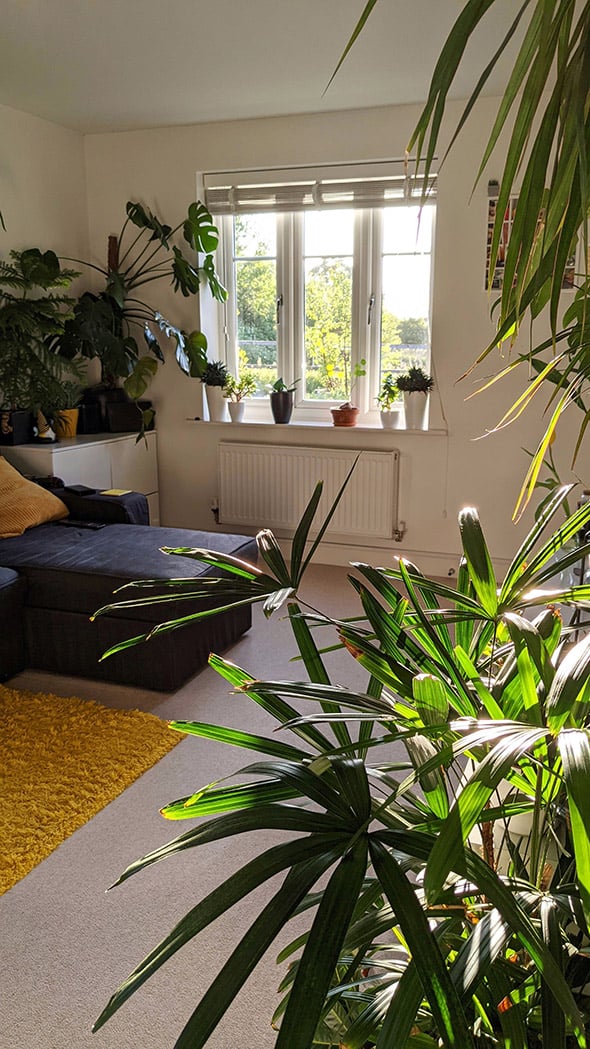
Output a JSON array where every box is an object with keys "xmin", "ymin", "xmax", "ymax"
[{"xmin": 0, "ymin": 522, "xmax": 258, "ymax": 691}]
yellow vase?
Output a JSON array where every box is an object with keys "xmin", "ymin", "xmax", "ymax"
[{"xmin": 54, "ymin": 408, "xmax": 79, "ymax": 439}]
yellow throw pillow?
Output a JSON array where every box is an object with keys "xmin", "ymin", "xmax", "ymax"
[{"xmin": 0, "ymin": 456, "xmax": 68, "ymax": 537}]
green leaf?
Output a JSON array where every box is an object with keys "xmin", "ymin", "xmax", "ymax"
[
  {"xmin": 275, "ymin": 837, "xmax": 368, "ymax": 1049},
  {"xmin": 208, "ymin": 655, "xmax": 336, "ymax": 753},
  {"xmin": 159, "ymin": 545, "xmax": 263, "ymax": 579},
  {"xmin": 375, "ymin": 963, "xmax": 424, "ymax": 1048},
  {"xmin": 168, "ymin": 720, "xmax": 308, "ymax": 762},
  {"xmin": 424, "ymin": 725, "xmax": 548, "ymax": 902},
  {"xmin": 298, "ymin": 456, "xmax": 360, "ymax": 578},
  {"xmin": 103, "ymin": 847, "xmax": 344, "ymax": 1047},
  {"xmin": 380, "ymin": 828, "xmax": 586, "ymax": 1042},
  {"xmin": 413, "ymin": 673, "xmax": 450, "ymax": 727},
  {"xmin": 290, "ymin": 481, "xmax": 324, "ymax": 584},
  {"xmin": 287, "ymin": 603, "xmax": 354, "ymax": 752},
  {"xmin": 171, "ymin": 245, "xmax": 200, "ymax": 296},
  {"xmin": 257, "ymin": 528, "xmax": 292, "ymax": 586},
  {"xmin": 546, "ymin": 630, "xmax": 590, "ymax": 731},
  {"xmin": 161, "ymin": 778, "xmax": 299, "ymax": 819},
  {"xmin": 183, "ymin": 201, "xmax": 219, "ymax": 255},
  {"xmin": 558, "ymin": 728, "xmax": 590, "ymax": 927},
  {"xmin": 499, "ymin": 483, "xmax": 576, "ymax": 601},
  {"xmin": 113, "ymin": 806, "xmax": 350, "ymax": 888},
  {"xmin": 324, "ymin": 0, "xmax": 380, "ymax": 94},
  {"xmin": 370, "ymin": 837, "xmax": 475, "ymax": 1049},
  {"xmin": 458, "ymin": 506, "xmax": 498, "ymax": 615},
  {"xmin": 123, "ymin": 355, "xmax": 158, "ymax": 400},
  {"xmin": 540, "ymin": 897, "xmax": 566, "ymax": 1049}
]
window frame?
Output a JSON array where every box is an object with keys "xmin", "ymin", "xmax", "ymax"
[{"xmin": 214, "ymin": 204, "xmax": 435, "ymax": 426}]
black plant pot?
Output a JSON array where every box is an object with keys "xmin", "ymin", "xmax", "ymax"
[
  {"xmin": 0, "ymin": 409, "xmax": 34, "ymax": 445},
  {"xmin": 81, "ymin": 385, "xmax": 127, "ymax": 431},
  {"xmin": 76, "ymin": 403, "xmax": 102, "ymax": 434},
  {"xmin": 270, "ymin": 391, "xmax": 293, "ymax": 424}
]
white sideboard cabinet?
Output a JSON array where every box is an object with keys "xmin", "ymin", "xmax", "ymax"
[{"xmin": 1, "ymin": 431, "xmax": 160, "ymax": 524}]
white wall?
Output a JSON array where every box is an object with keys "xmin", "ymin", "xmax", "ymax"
[
  {"xmin": 77, "ymin": 102, "xmax": 585, "ymax": 573},
  {"xmin": 0, "ymin": 103, "xmax": 88, "ymax": 261}
]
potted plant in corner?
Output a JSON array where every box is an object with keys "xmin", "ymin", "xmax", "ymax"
[
  {"xmin": 396, "ymin": 365, "xmax": 433, "ymax": 430},
  {"xmin": 0, "ymin": 248, "xmax": 81, "ymax": 445},
  {"xmin": 330, "ymin": 358, "xmax": 366, "ymax": 427},
  {"xmin": 201, "ymin": 360, "xmax": 229, "ymax": 422},
  {"xmin": 224, "ymin": 371, "xmax": 256, "ymax": 423},
  {"xmin": 268, "ymin": 377, "xmax": 299, "ymax": 424},
  {"xmin": 376, "ymin": 373, "xmax": 402, "ymax": 429},
  {"xmin": 57, "ymin": 200, "xmax": 226, "ymax": 436}
]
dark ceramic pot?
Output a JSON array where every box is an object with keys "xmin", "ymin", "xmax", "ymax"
[
  {"xmin": 270, "ymin": 390, "xmax": 293, "ymax": 424},
  {"xmin": 0, "ymin": 409, "xmax": 34, "ymax": 445}
]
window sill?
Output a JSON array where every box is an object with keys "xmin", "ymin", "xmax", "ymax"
[{"xmin": 190, "ymin": 417, "xmax": 448, "ymax": 436}]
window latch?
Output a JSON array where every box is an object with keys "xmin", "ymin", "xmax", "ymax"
[
  {"xmin": 367, "ymin": 293, "xmax": 375, "ymax": 325},
  {"xmin": 276, "ymin": 293, "xmax": 284, "ymax": 326}
]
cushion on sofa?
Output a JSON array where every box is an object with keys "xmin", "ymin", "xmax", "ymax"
[{"xmin": 0, "ymin": 456, "xmax": 68, "ymax": 537}]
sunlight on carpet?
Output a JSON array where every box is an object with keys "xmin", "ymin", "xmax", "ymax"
[{"xmin": 0, "ymin": 685, "xmax": 184, "ymax": 895}]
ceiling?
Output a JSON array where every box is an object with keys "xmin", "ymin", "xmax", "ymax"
[{"xmin": 0, "ymin": 0, "xmax": 524, "ymax": 134}]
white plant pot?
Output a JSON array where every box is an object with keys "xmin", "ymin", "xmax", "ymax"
[
  {"xmin": 403, "ymin": 391, "xmax": 429, "ymax": 430},
  {"xmin": 228, "ymin": 400, "xmax": 245, "ymax": 423},
  {"xmin": 380, "ymin": 408, "xmax": 404, "ymax": 429},
  {"xmin": 205, "ymin": 385, "xmax": 228, "ymax": 423}
]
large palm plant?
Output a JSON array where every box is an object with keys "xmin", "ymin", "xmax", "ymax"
[
  {"xmin": 336, "ymin": 0, "xmax": 590, "ymax": 517},
  {"xmin": 92, "ymin": 479, "xmax": 590, "ymax": 1048}
]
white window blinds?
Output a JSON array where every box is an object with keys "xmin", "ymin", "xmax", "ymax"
[{"xmin": 203, "ymin": 159, "xmax": 436, "ymax": 214}]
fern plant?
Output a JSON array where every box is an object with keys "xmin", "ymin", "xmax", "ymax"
[{"xmin": 0, "ymin": 248, "xmax": 80, "ymax": 412}]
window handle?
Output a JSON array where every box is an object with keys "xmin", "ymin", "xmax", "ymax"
[
  {"xmin": 367, "ymin": 293, "xmax": 375, "ymax": 325},
  {"xmin": 276, "ymin": 293, "xmax": 284, "ymax": 326}
]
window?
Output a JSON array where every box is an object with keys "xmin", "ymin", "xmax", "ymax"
[{"xmin": 206, "ymin": 162, "xmax": 435, "ymax": 423}]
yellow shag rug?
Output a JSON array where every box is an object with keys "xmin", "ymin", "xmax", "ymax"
[{"xmin": 0, "ymin": 685, "xmax": 184, "ymax": 895}]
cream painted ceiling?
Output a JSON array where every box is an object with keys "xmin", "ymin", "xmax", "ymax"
[{"xmin": 0, "ymin": 0, "xmax": 524, "ymax": 134}]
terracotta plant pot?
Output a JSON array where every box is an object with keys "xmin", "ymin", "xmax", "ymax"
[{"xmin": 331, "ymin": 405, "xmax": 359, "ymax": 427}]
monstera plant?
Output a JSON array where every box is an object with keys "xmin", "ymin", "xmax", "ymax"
[
  {"xmin": 57, "ymin": 200, "xmax": 227, "ymax": 430},
  {"xmin": 90, "ymin": 470, "xmax": 590, "ymax": 1049}
]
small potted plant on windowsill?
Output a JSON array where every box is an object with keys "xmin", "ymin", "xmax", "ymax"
[
  {"xmin": 201, "ymin": 360, "xmax": 230, "ymax": 422},
  {"xmin": 331, "ymin": 359, "xmax": 366, "ymax": 427},
  {"xmin": 396, "ymin": 365, "xmax": 434, "ymax": 430},
  {"xmin": 224, "ymin": 372, "xmax": 256, "ymax": 423},
  {"xmin": 376, "ymin": 373, "xmax": 402, "ymax": 429},
  {"xmin": 268, "ymin": 378, "xmax": 299, "ymax": 424}
]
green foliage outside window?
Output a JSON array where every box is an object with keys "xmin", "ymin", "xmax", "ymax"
[{"xmin": 233, "ymin": 217, "xmax": 429, "ymax": 401}]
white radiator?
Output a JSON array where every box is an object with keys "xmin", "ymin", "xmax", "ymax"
[{"xmin": 218, "ymin": 443, "xmax": 400, "ymax": 540}]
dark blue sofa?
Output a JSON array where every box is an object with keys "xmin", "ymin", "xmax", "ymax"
[{"xmin": 0, "ymin": 504, "xmax": 257, "ymax": 691}]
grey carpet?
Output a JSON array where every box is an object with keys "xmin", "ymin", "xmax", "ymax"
[{"xmin": 1, "ymin": 563, "xmax": 377, "ymax": 1049}]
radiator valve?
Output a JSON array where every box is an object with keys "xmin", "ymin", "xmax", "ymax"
[{"xmin": 393, "ymin": 521, "xmax": 406, "ymax": 542}]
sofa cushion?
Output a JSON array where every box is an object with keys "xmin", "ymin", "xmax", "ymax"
[
  {"xmin": 0, "ymin": 456, "xmax": 68, "ymax": 537},
  {"xmin": 0, "ymin": 522, "xmax": 258, "ymax": 623}
]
